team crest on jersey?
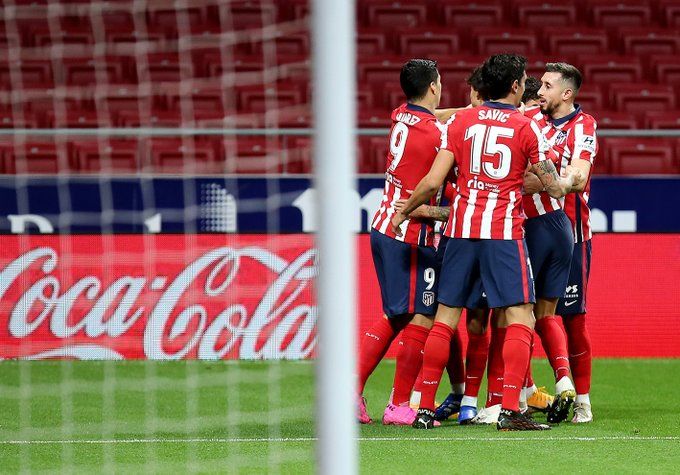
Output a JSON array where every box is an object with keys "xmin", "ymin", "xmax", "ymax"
[
  {"xmin": 554, "ymin": 131, "xmax": 568, "ymax": 146},
  {"xmin": 422, "ymin": 291, "xmax": 435, "ymax": 306}
]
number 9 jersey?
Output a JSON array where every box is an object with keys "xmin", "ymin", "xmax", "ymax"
[
  {"xmin": 371, "ymin": 103, "xmax": 447, "ymax": 246},
  {"xmin": 441, "ymin": 101, "xmax": 548, "ymax": 241}
]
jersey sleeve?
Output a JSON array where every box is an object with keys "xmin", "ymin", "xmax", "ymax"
[
  {"xmin": 521, "ymin": 119, "xmax": 550, "ymax": 165},
  {"xmin": 570, "ymin": 117, "xmax": 598, "ymax": 164}
]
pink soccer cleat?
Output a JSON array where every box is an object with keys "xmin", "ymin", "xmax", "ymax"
[
  {"xmin": 357, "ymin": 395, "xmax": 372, "ymax": 424},
  {"xmin": 383, "ymin": 403, "xmax": 441, "ymax": 426}
]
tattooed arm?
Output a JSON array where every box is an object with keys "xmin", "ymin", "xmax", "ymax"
[
  {"xmin": 394, "ymin": 200, "xmax": 450, "ymax": 222},
  {"xmin": 530, "ymin": 160, "xmax": 581, "ymax": 199}
]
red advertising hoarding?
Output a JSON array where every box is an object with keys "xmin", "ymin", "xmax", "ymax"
[{"xmin": 0, "ymin": 234, "xmax": 678, "ymax": 359}]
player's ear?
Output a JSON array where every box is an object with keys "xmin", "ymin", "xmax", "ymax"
[{"xmin": 511, "ymin": 79, "xmax": 519, "ymax": 94}]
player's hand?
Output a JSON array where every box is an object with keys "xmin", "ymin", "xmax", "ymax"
[
  {"xmin": 522, "ymin": 171, "xmax": 543, "ymax": 194},
  {"xmin": 391, "ymin": 211, "xmax": 407, "ymax": 236},
  {"xmin": 396, "ymin": 200, "xmax": 427, "ymax": 219},
  {"xmin": 565, "ymin": 164, "xmax": 582, "ymax": 187}
]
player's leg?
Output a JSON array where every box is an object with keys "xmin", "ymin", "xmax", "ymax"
[
  {"xmin": 526, "ymin": 211, "xmax": 575, "ymax": 421},
  {"xmin": 480, "ymin": 238, "xmax": 549, "ymax": 431},
  {"xmin": 357, "ymin": 230, "xmax": 414, "ymax": 423},
  {"xmin": 412, "ymin": 237, "xmax": 477, "ymax": 429},
  {"xmin": 470, "ymin": 308, "xmax": 505, "ymax": 425},
  {"xmin": 385, "ymin": 244, "xmax": 441, "ymax": 425},
  {"xmin": 557, "ymin": 240, "xmax": 593, "ymax": 423},
  {"xmin": 456, "ymin": 307, "xmax": 490, "ymax": 424},
  {"xmin": 432, "ymin": 329, "xmax": 465, "ymax": 421}
]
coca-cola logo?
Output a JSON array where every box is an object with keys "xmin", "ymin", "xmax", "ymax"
[{"xmin": 0, "ymin": 236, "xmax": 318, "ymax": 360}]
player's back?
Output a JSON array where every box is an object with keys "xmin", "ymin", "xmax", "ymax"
[
  {"xmin": 442, "ymin": 101, "xmax": 548, "ymax": 240},
  {"xmin": 372, "ymin": 103, "xmax": 444, "ymax": 245}
]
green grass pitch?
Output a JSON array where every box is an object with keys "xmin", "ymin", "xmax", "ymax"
[{"xmin": 0, "ymin": 359, "xmax": 679, "ymax": 473}]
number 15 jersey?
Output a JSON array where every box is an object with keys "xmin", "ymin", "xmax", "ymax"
[
  {"xmin": 371, "ymin": 103, "xmax": 446, "ymax": 246},
  {"xmin": 441, "ymin": 101, "xmax": 548, "ymax": 241}
]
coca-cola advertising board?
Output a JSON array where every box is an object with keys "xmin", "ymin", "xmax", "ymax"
[{"xmin": 1, "ymin": 233, "xmax": 679, "ymax": 360}]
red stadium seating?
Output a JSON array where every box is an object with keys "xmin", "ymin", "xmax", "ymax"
[
  {"xmin": 441, "ymin": 3, "xmax": 504, "ymax": 28},
  {"xmin": 398, "ymin": 31, "xmax": 459, "ymax": 57},
  {"xmin": 516, "ymin": 1, "xmax": 577, "ymax": 27},
  {"xmin": 590, "ymin": 1, "xmax": 652, "ymax": 27},
  {"xmin": 145, "ymin": 138, "xmax": 220, "ymax": 173},
  {"xmin": 9, "ymin": 142, "xmax": 63, "ymax": 174},
  {"xmin": 474, "ymin": 28, "xmax": 539, "ymax": 55},
  {"xmin": 365, "ymin": 3, "xmax": 428, "ymax": 29},
  {"xmin": 580, "ymin": 56, "xmax": 643, "ymax": 84},
  {"xmin": 574, "ymin": 86, "xmax": 608, "ymax": 111},
  {"xmin": 590, "ymin": 110, "xmax": 639, "ymax": 129},
  {"xmin": 659, "ymin": 0, "xmax": 680, "ymax": 27},
  {"xmin": 649, "ymin": 55, "xmax": 680, "ymax": 84},
  {"xmin": 223, "ymin": 137, "xmax": 282, "ymax": 174},
  {"xmin": 612, "ymin": 84, "xmax": 676, "ymax": 115},
  {"xmin": 618, "ymin": 28, "xmax": 680, "ymax": 55},
  {"xmin": 546, "ymin": 28, "xmax": 609, "ymax": 56},
  {"xmin": 357, "ymin": 30, "xmax": 389, "ymax": 56},
  {"xmin": 71, "ymin": 140, "xmax": 139, "ymax": 172},
  {"xmin": 606, "ymin": 138, "xmax": 678, "ymax": 175},
  {"xmin": 644, "ymin": 112, "xmax": 680, "ymax": 129}
]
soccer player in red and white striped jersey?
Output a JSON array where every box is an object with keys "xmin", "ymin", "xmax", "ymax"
[
  {"xmin": 358, "ymin": 59, "xmax": 452, "ymax": 427},
  {"xmin": 392, "ymin": 54, "xmax": 580, "ymax": 431},
  {"xmin": 529, "ymin": 63, "xmax": 599, "ymax": 423}
]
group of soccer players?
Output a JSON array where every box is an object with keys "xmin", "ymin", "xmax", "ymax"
[{"xmin": 358, "ymin": 53, "xmax": 597, "ymax": 431}]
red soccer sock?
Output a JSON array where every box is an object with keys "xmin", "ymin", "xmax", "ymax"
[
  {"xmin": 464, "ymin": 331, "xmax": 490, "ymax": 398},
  {"xmin": 535, "ymin": 316, "xmax": 571, "ymax": 382},
  {"xmin": 563, "ymin": 313, "xmax": 592, "ymax": 394},
  {"xmin": 446, "ymin": 330, "xmax": 466, "ymax": 391},
  {"xmin": 392, "ymin": 324, "xmax": 430, "ymax": 406},
  {"xmin": 524, "ymin": 336, "xmax": 535, "ymax": 388},
  {"xmin": 357, "ymin": 317, "xmax": 404, "ymax": 394},
  {"xmin": 419, "ymin": 322, "xmax": 455, "ymax": 411},
  {"xmin": 501, "ymin": 323, "xmax": 533, "ymax": 412},
  {"xmin": 486, "ymin": 327, "xmax": 506, "ymax": 407}
]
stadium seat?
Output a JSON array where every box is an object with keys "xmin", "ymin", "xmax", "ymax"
[
  {"xmin": 437, "ymin": 56, "xmax": 487, "ymax": 85},
  {"xmin": 575, "ymin": 85, "xmax": 607, "ymax": 111},
  {"xmin": 142, "ymin": 54, "xmax": 192, "ymax": 83},
  {"xmin": 398, "ymin": 30, "xmax": 459, "ymax": 57},
  {"xmin": 223, "ymin": 137, "xmax": 282, "ymax": 174},
  {"xmin": 649, "ymin": 55, "xmax": 680, "ymax": 84},
  {"xmin": 45, "ymin": 109, "xmax": 112, "ymax": 128},
  {"xmin": 612, "ymin": 84, "xmax": 676, "ymax": 115},
  {"xmin": 516, "ymin": 1, "xmax": 577, "ymax": 27},
  {"xmin": 644, "ymin": 112, "xmax": 680, "ymax": 129},
  {"xmin": 607, "ymin": 138, "xmax": 678, "ymax": 175},
  {"xmin": 357, "ymin": 30, "xmax": 390, "ymax": 56},
  {"xmin": 659, "ymin": 0, "xmax": 680, "ymax": 27},
  {"xmin": 62, "ymin": 57, "xmax": 132, "ymax": 85},
  {"xmin": 282, "ymin": 136, "xmax": 312, "ymax": 174},
  {"xmin": 546, "ymin": 28, "xmax": 609, "ymax": 56},
  {"xmin": 618, "ymin": 28, "xmax": 680, "ymax": 56},
  {"xmin": 145, "ymin": 138, "xmax": 220, "ymax": 173},
  {"xmin": 0, "ymin": 60, "xmax": 53, "ymax": 87},
  {"xmin": 473, "ymin": 28, "xmax": 539, "ymax": 55},
  {"xmin": 358, "ymin": 109, "xmax": 391, "ymax": 128},
  {"xmin": 238, "ymin": 84, "xmax": 304, "ymax": 114},
  {"xmin": 71, "ymin": 140, "xmax": 139, "ymax": 172},
  {"xmin": 359, "ymin": 58, "xmax": 404, "ymax": 84},
  {"xmin": 365, "ymin": 3, "xmax": 428, "ymax": 28},
  {"xmin": 441, "ymin": 3, "xmax": 504, "ymax": 28},
  {"xmin": 224, "ymin": 4, "xmax": 277, "ymax": 30},
  {"xmin": 590, "ymin": 1, "xmax": 652, "ymax": 27},
  {"xmin": 11, "ymin": 142, "xmax": 63, "ymax": 174},
  {"xmin": 590, "ymin": 110, "xmax": 639, "ymax": 129},
  {"xmin": 580, "ymin": 56, "xmax": 643, "ymax": 84},
  {"xmin": 0, "ymin": 111, "xmax": 39, "ymax": 129},
  {"xmin": 33, "ymin": 26, "xmax": 94, "ymax": 47}
]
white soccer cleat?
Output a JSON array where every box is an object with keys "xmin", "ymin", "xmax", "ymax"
[
  {"xmin": 571, "ymin": 402, "xmax": 593, "ymax": 423},
  {"xmin": 471, "ymin": 404, "xmax": 501, "ymax": 424}
]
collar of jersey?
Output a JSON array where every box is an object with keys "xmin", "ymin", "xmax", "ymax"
[
  {"xmin": 406, "ymin": 103, "xmax": 435, "ymax": 116},
  {"xmin": 549, "ymin": 104, "xmax": 582, "ymax": 127},
  {"xmin": 482, "ymin": 101, "xmax": 517, "ymax": 111}
]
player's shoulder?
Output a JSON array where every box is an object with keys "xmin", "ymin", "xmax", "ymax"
[{"xmin": 575, "ymin": 109, "xmax": 598, "ymax": 129}]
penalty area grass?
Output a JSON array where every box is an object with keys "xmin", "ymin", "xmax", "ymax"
[{"xmin": 0, "ymin": 359, "xmax": 678, "ymax": 473}]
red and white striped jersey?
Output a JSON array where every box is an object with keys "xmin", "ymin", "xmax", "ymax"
[
  {"xmin": 441, "ymin": 101, "xmax": 549, "ymax": 240},
  {"xmin": 371, "ymin": 103, "xmax": 447, "ymax": 246},
  {"xmin": 530, "ymin": 106, "xmax": 598, "ymax": 242},
  {"xmin": 522, "ymin": 107, "xmax": 563, "ymax": 218}
]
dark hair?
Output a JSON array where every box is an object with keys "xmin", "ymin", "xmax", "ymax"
[
  {"xmin": 479, "ymin": 54, "xmax": 527, "ymax": 100},
  {"xmin": 545, "ymin": 62, "xmax": 582, "ymax": 91},
  {"xmin": 400, "ymin": 59, "xmax": 439, "ymax": 102},
  {"xmin": 467, "ymin": 66, "xmax": 485, "ymax": 94},
  {"xmin": 522, "ymin": 76, "xmax": 541, "ymax": 102}
]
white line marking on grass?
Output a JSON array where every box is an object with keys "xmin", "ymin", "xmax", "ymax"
[{"xmin": 1, "ymin": 436, "xmax": 679, "ymax": 445}]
